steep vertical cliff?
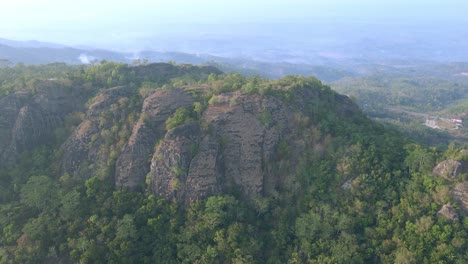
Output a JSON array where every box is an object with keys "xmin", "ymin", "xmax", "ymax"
[
  {"xmin": 142, "ymin": 83, "xmax": 360, "ymax": 202},
  {"xmin": 115, "ymin": 88, "xmax": 194, "ymax": 190},
  {"xmin": 0, "ymin": 82, "xmax": 83, "ymax": 166},
  {"xmin": 61, "ymin": 86, "xmax": 136, "ymax": 178},
  {"xmin": 55, "ymin": 63, "xmax": 221, "ymax": 181}
]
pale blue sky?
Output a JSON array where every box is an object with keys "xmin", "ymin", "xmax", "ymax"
[{"xmin": 1, "ymin": 0, "xmax": 467, "ymax": 49}]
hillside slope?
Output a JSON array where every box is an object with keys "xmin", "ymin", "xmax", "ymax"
[{"xmin": 0, "ymin": 63, "xmax": 466, "ymax": 263}]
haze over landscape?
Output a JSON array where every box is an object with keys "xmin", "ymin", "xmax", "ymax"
[
  {"xmin": 1, "ymin": 0, "xmax": 467, "ymax": 61},
  {"xmin": 1, "ymin": 1, "xmax": 468, "ymax": 263}
]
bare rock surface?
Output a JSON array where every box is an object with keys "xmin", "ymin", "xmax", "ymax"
[
  {"xmin": 433, "ymin": 160, "xmax": 467, "ymax": 178},
  {"xmin": 61, "ymin": 86, "xmax": 135, "ymax": 177},
  {"xmin": 115, "ymin": 88, "xmax": 194, "ymax": 190},
  {"xmin": 139, "ymin": 83, "xmax": 362, "ymax": 202},
  {"xmin": 148, "ymin": 91, "xmax": 295, "ymax": 201},
  {"xmin": 437, "ymin": 203, "xmax": 459, "ymax": 221},
  {"xmin": 150, "ymin": 122, "xmax": 204, "ymax": 201},
  {"xmin": 0, "ymin": 83, "xmax": 82, "ymax": 166},
  {"xmin": 451, "ymin": 181, "xmax": 468, "ymax": 213},
  {"xmin": 0, "ymin": 74, "xmax": 359, "ymax": 203}
]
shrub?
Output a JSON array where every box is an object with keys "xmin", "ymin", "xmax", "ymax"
[{"xmin": 165, "ymin": 108, "xmax": 193, "ymax": 130}]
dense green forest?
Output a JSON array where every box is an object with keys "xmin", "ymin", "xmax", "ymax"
[
  {"xmin": 0, "ymin": 62, "xmax": 467, "ymax": 263},
  {"xmin": 332, "ymin": 68, "xmax": 468, "ymax": 146}
]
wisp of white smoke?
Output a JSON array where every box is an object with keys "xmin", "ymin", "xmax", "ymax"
[{"xmin": 78, "ymin": 54, "xmax": 95, "ymax": 64}]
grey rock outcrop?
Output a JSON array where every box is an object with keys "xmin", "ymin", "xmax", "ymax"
[
  {"xmin": 139, "ymin": 84, "xmax": 362, "ymax": 202},
  {"xmin": 61, "ymin": 86, "xmax": 135, "ymax": 178},
  {"xmin": 451, "ymin": 181, "xmax": 468, "ymax": 213},
  {"xmin": 432, "ymin": 160, "xmax": 467, "ymax": 178},
  {"xmin": 0, "ymin": 83, "xmax": 82, "ymax": 166},
  {"xmin": 0, "ymin": 92, "xmax": 30, "ymax": 165},
  {"xmin": 437, "ymin": 203, "xmax": 459, "ymax": 221},
  {"xmin": 115, "ymin": 88, "xmax": 194, "ymax": 190},
  {"xmin": 150, "ymin": 122, "xmax": 213, "ymax": 201},
  {"xmin": 29, "ymin": 76, "xmax": 360, "ymax": 202},
  {"xmin": 148, "ymin": 91, "xmax": 296, "ymax": 202}
]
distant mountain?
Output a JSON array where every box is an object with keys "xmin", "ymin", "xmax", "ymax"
[
  {"xmin": 0, "ymin": 38, "xmax": 66, "ymax": 49},
  {"xmin": 0, "ymin": 41, "xmax": 129, "ymax": 65},
  {"xmin": 2, "ymin": 37, "xmax": 466, "ymax": 83},
  {"xmin": 137, "ymin": 50, "xmax": 356, "ymax": 81},
  {"xmin": 0, "ymin": 38, "xmax": 355, "ymax": 81}
]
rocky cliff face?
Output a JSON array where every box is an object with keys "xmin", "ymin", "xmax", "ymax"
[
  {"xmin": 115, "ymin": 88, "xmax": 194, "ymax": 190},
  {"xmin": 0, "ymin": 68, "xmax": 361, "ymax": 203},
  {"xmin": 452, "ymin": 181, "xmax": 468, "ymax": 213},
  {"xmin": 56, "ymin": 63, "xmax": 221, "ymax": 181},
  {"xmin": 0, "ymin": 92, "xmax": 30, "ymax": 165},
  {"xmin": 61, "ymin": 86, "xmax": 136, "ymax": 178},
  {"xmin": 433, "ymin": 160, "xmax": 468, "ymax": 178},
  {"xmin": 432, "ymin": 159, "xmax": 468, "ymax": 213},
  {"xmin": 0, "ymin": 82, "xmax": 82, "ymax": 166},
  {"xmin": 147, "ymin": 91, "xmax": 295, "ymax": 202},
  {"xmin": 143, "ymin": 87, "xmax": 359, "ymax": 202}
]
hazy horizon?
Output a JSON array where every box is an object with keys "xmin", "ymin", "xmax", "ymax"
[{"xmin": 1, "ymin": 0, "xmax": 467, "ymax": 62}]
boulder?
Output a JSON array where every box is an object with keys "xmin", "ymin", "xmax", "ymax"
[
  {"xmin": 432, "ymin": 160, "xmax": 467, "ymax": 178},
  {"xmin": 437, "ymin": 203, "xmax": 459, "ymax": 221},
  {"xmin": 451, "ymin": 181, "xmax": 468, "ymax": 213}
]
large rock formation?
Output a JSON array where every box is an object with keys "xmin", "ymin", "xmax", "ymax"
[
  {"xmin": 115, "ymin": 88, "xmax": 194, "ymax": 190},
  {"xmin": 432, "ymin": 160, "xmax": 468, "ymax": 214},
  {"xmin": 150, "ymin": 122, "xmax": 209, "ymax": 201},
  {"xmin": 432, "ymin": 160, "xmax": 468, "ymax": 178},
  {"xmin": 58, "ymin": 63, "xmax": 221, "ymax": 181},
  {"xmin": 0, "ymin": 68, "xmax": 360, "ymax": 203},
  {"xmin": 437, "ymin": 203, "xmax": 459, "ymax": 221},
  {"xmin": 0, "ymin": 82, "xmax": 82, "ymax": 166},
  {"xmin": 61, "ymin": 86, "xmax": 136, "ymax": 178},
  {"xmin": 0, "ymin": 92, "xmax": 30, "ymax": 165},
  {"xmin": 148, "ymin": 91, "xmax": 295, "ymax": 201},
  {"xmin": 143, "ymin": 86, "xmax": 359, "ymax": 202},
  {"xmin": 451, "ymin": 181, "xmax": 468, "ymax": 213}
]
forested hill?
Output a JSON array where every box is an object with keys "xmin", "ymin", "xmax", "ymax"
[
  {"xmin": 332, "ymin": 64, "xmax": 468, "ymax": 146},
  {"xmin": 0, "ymin": 62, "xmax": 467, "ymax": 263}
]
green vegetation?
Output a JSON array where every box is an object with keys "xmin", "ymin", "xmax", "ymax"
[
  {"xmin": 333, "ymin": 75, "xmax": 468, "ymax": 113},
  {"xmin": 257, "ymin": 109, "xmax": 272, "ymax": 126},
  {"xmin": 332, "ymin": 69, "xmax": 468, "ymax": 146},
  {"xmin": 0, "ymin": 63, "xmax": 467, "ymax": 263},
  {"xmin": 0, "ymin": 61, "xmax": 217, "ymax": 98},
  {"xmin": 165, "ymin": 108, "xmax": 194, "ymax": 130}
]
